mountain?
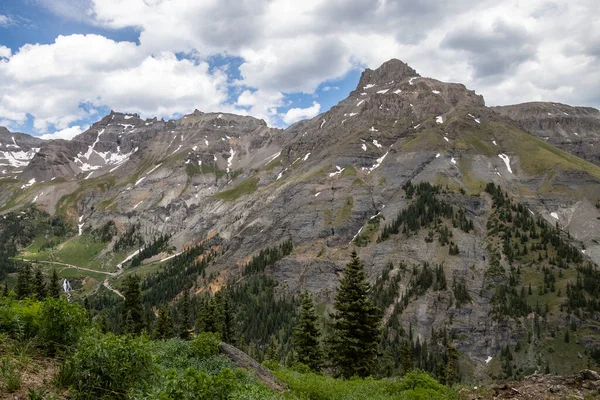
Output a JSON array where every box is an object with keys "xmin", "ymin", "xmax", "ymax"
[
  {"xmin": 0, "ymin": 127, "xmax": 43, "ymax": 176},
  {"xmin": 493, "ymin": 102, "xmax": 600, "ymax": 166},
  {"xmin": 2, "ymin": 58, "xmax": 600, "ymax": 381}
]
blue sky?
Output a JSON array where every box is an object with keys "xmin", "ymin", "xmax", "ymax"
[{"xmin": 0, "ymin": 0, "xmax": 598, "ymax": 139}]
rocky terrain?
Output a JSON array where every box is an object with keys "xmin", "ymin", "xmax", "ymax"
[
  {"xmin": 493, "ymin": 102, "xmax": 600, "ymax": 166},
  {"xmin": 2, "ymin": 58, "xmax": 600, "ymax": 381}
]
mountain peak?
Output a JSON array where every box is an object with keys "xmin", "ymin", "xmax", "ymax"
[{"xmin": 356, "ymin": 59, "xmax": 420, "ymax": 90}]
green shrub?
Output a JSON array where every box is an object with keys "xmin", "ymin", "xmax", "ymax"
[
  {"xmin": 39, "ymin": 297, "xmax": 88, "ymax": 353},
  {"xmin": 0, "ymin": 298, "xmax": 41, "ymax": 339},
  {"xmin": 190, "ymin": 332, "xmax": 221, "ymax": 359},
  {"xmin": 144, "ymin": 367, "xmax": 240, "ymax": 400},
  {"xmin": 151, "ymin": 338, "xmax": 233, "ymax": 374},
  {"xmin": 63, "ymin": 330, "xmax": 156, "ymax": 399}
]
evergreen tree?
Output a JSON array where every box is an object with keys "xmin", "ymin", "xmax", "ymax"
[
  {"xmin": 265, "ymin": 335, "xmax": 279, "ymax": 362},
  {"xmin": 179, "ymin": 289, "xmax": 191, "ymax": 340},
  {"xmin": 49, "ymin": 269, "xmax": 61, "ymax": 298},
  {"xmin": 16, "ymin": 262, "xmax": 34, "ymax": 300},
  {"xmin": 220, "ymin": 290, "xmax": 236, "ymax": 344},
  {"xmin": 121, "ymin": 275, "xmax": 144, "ymax": 335},
  {"xmin": 155, "ymin": 306, "xmax": 174, "ymax": 339},
  {"xmin": 328, "ymin": 251, "xmax": 382, "ymax": 378},
  {"xmin": 292, "ymin": 291, "xmax": 323, "ymax": 371},
  {"xmin": 34, "ymin": 267, "xmax": 46, "ymax": 299},
  {"xmin": 399, "ymin": 340, "xmax": 414, "ymax": 374}
]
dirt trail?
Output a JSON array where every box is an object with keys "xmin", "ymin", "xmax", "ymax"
[{"xmin": 20, "ymin": 259, "xmax": 116, "ymax": 276}]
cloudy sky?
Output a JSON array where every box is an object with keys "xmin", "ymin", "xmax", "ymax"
[{"xmin": 0, "ymin": 0, "xmax": 598, "ymax": 139}]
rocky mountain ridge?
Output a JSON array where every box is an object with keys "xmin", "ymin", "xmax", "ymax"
[{"xmin": 3, "ymin": 58, "xmax": 600, "ymax": 380}]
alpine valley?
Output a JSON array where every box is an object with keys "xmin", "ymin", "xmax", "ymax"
[{"xmin": 3, "ymin": 58, "xmax": 600, "ymax": 386}]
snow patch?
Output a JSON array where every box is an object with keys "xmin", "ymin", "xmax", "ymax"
[
  {"xmin": 393, "ymin": 89, "xmax": 402, "ymax": 94},
  {"xmin": 369, "ymin": 126, "xmax": 378, "ymax": 132},
  {"xmin": 20, "ymin": 178, "xmax": 35, "ymax": 189},
  {"xmin": 329, "ymin": 166, "xmax": 345, "ymax": 177},
  {"xmin": 436, "ymin": 116, "xmax": 444, "ymax": 124},
  {"xmin": 376, "ymin": 89, "xmax": 389, "ymax": 94},
  {"xmin": 493, "ymin": 140, "xmax": 497, "ymax": 146},
  {"xmin": 363, "ymin": 84, "xmax": 376, "ymax": 89},
  {"xmin": 133, "ymin": 200, "xmax": 143, "ymax": 210},
  {"xmin": 498, "ymin": 154, "xmax": 513, "ymax": 174},
  {"xmin": 357, "ymin": 100, "xmax": 365, "ymax": 107},
  {"xmin": 551, "ymin": 212, "xmax": 559, "ymax": 220},
  {"xmin": 314, "ymin": 192, "xmax": 321, "ymax": 197},
  {"xmin": 320, "ymin": 119, "xmax": 326, "ymax": 129},
  {"xmin": 485, "ymin": 356, "xmax": 492, "ymax": 364},
  {"xmin": 444, "ymin": 137, "xmax": 449, "ymax": 142},
  {"xmin": 373, "ymin": 140, "xmax": 382, "ymax": 148},
  {"xmin": 363, "ymin": 152, "xmax": 388, "ymax": 173},
  {"xmin": 451, "ymin": 158, "xmax": 457, "ymax": 165},
  {"xmin": 432, "ymin": 90, "xmax": 440, "ymax": 94},
  {"xmin": 85, "ymin": 171, "xmax": 94, "ymax": 180},
  {"xmin": 409, "ymin": 77, "xmax": 418, "ymax": 85},
  {"xmin": 226, "ymin": 148, "xmax": 235, "ymax": 173},
  {"xmin": 303, "ymin": 153, "xmax": 311, "ymax": 161},
  {"xmin": 436, "ymin": 153, "xmax": 440, "ymax": 158},
  {"xmin": 264, "ymin": 151, "xmax": 281, "ymax": 165},
  {"xmin": 362, "ymin": 144, "xmax": 367, "ymax": 151},
  {"xmin": 124, "ymin": 115, "xmax": 133, "ymax": 120}
]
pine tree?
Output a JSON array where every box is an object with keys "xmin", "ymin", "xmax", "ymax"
[
  {"xmin": 16, "ymin": 262, "xmax": 34, "ymax": 300},
  {"xmin": 399, "ymin": 340, "xmax": 414, "ymax": 374},
  {"xmin": 34, "ymin": 267, "xmax": 46, "ymax": 299},
  {"xmin": 220, "ymin": 290, "xmax": 236, "ymax": 344},
  {"xmin": 265, "ymin": 335, "xmax": 279, "ymax": 362},
  {"xmin": 155, "ymin": 306, "xmax": 174, "ymax": 339},
  {"xmin": 49, "ymin": 269, "xmax": 60, "ymax": 298},
  {"xmin": 328, "ymin": 251, "xmax": 382, "ymax": 378},
  {"xmin": 121, "ymin": 275, "xmax": 144, "ymax": 335},
  {"xmin": 179, "ymin": 289, "xmax": 191, "ymax": 340},
  {"xmin": 292, "ymin": 291, "xmax": 323, "ymax": 371}
]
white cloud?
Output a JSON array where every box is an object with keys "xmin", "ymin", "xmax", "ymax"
[
  {"xmin": 1, "ymin": 0, "xmax": 599, "ymax": 134},
  {"xmin": 0, "ymin": 46, "xmax": 11, "ymax": 59},
  {"xmin": 0, "ymin": 15, "xmax": 10, "ymax": 26},
  {"xmin": 282, "ymin": 102, "xmax": 321, "ymax": 125},
  {"xmin": 39, "ymin": 125, "xmax": 87, "ymax": 140},
  {"xmin": 322, "ymin": 86, "xmax": 339, "ymax": 92},
  {"xmin": 0, "ymin": 34, "xmax": 229, "ymax": 132}
]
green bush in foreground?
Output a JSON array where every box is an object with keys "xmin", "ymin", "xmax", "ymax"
[
  {"xmin": 61, "ymin": 330, "xmax": 156, "ymax": 399},
  {"xmin": 39, "ymin": 297, "xmax": 88, "ymax": 353}
]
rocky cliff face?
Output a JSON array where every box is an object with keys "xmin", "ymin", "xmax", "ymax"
[
  {"xmin": 3, "ymin": 59, "xmax": 600, "ymax": 378},
  {"xmin": 493, "ymin": 102, "xmax": 600, "ymax": 166},
  {"xmin": 0, "ymin": 128, "xmax": 43, "ymax": 177}
]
